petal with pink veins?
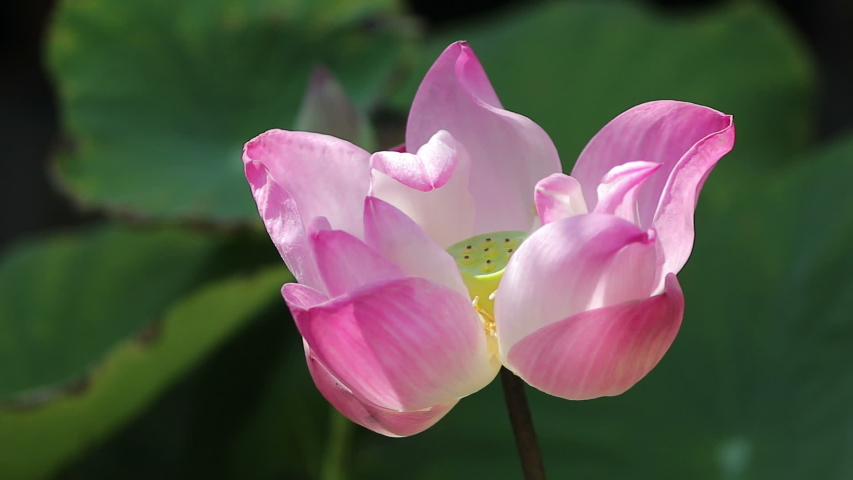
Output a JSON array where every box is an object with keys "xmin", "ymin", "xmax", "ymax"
[
  {"xmin": 495, "ymin": 214, "xmax": 658, "ymax": 356},
  {"xmin": 505, "ymin": 274, "xmax": 684, "ymax": 400},
  {"xmin": 244, "ymin": 162, "xmax": 324, "ymax": 290},
  {"xmin": 305, "ymin": 343, "xmax": 456, "ymax": 437},
  {"xmin": 282, "ymin": 281, "xmax": 328, "ymax": 310},
  {"xmin": 310, "ymin": 229, "xmax": 404, "ymax": 298},
  {"xmin": 285, "ymin": 277, "xmax": 499, "ymax": 412},
  {"xmin": 406, "ymin": 41, "xmax": 561, "ymax": 234},
  {"xmin": 285, "ymin": 284, "xmax": 454, "ymax": 436},
  {"xmin": 243, "ymin": 130, "xmax": 370, "ymax": 239},
  {"xmin": 570, "ymin": 101, "xmax": 734, "ymax": 274},
  {"xmin": 363, "ymin": 196, "xmax": 468, "ymax": 295},
  {"xmin": 653, "ymin": 119, "xmax": 735, "ymax": 274},
  {"xmin": 534, "ymin": 173, "xmax": 588, "ymax": 225},
  {"xmin": 594, "ymin": 161, "xmax": 661, "ymax": 225},
  {"xmin": 370, "ymin": 130, "xmax": 458, "ymax": 191}
]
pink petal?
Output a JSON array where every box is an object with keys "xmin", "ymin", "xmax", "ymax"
[
  {"xmin": 370, "ymin": 130, "xmax": 457, "ymax": 191},
  {"xmin": 305, "ymin": 344, "xmax": 455, "ymax": 437},
  {"xmin": 534, "ymin": 173, "xmax": 588, "ymax": 225},
  {"xmin": 243, "ymin": 130, "xmax": 370, "ymax": 239},
  {"xmin": 244, "ymin": 162, "xmax": 323, "ymax": 290},
  {"xmin": 494, "ymin": 214, "xmax": 658, "ymax": 355},
  {"xmin": 285, "ymin": 277, "xmax": 499, "ymax": 411},
  {"xmin": 594, "ymin": 161, "xmax": 661, "ymax": 224},
  {"xmin": 294, "ymin": 65, "xmax": 365, "ymax": 146},
  {"xmin": 406, "ymin": 41, "xmax": 561, "ymax": 235},
  {"xmin": 506, "ymin": 274, "xmax": 684, "ymax": 400},
  {"xmin": 281, "ymin": 281, "xmax": 329, "ymax": 310},
  {"xmin": 570, "ymin": 101, "xmax": 734, "ymax": 274},
  {"xmin": 286, "ymin": 284, "xmax": 453, "ymax": 436},
  {"xmin": 306, "ymin": 215, "xmax": 332, "ymax": 233},
  {"xmin": 370, "ymin": 144, "xmax": 475, "ymax": 249},
  {"xmin": 310, "ymin": 228, "xmax": 404, "ymax": 298},
  {"xmin": 654, "ymin": 120, "xmax": 735, "ymax": 274},
  {"xmin": 363, "ymin": 196, "xmax": 468, "ymax": 295}
]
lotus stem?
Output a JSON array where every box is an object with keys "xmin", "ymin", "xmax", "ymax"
[{"xmin": 500, "ymin": 367, "xmax": 547, "ymax": 480}]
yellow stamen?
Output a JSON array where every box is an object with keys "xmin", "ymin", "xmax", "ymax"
[{"xmin": 472, "ymin": 296, "xmax": 496, "ymax": 336}]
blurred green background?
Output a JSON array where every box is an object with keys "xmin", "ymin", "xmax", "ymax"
[{"xmin": 1, "ymin": 0, "xmax": 852, "ymax": 478}]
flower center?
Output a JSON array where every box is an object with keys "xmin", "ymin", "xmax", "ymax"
[{"xmin": 446, "ymin": 231, "xmax": 529, "ymax": 335}]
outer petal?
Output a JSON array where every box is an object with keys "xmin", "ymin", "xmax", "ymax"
[
  {"xmin": 363, "ymin": 196, "xmax": 468, "ymax": 295},
  {"xmin": 244, "ymin": 162, "xmax": 323, "ymax": 289},
  {"xmin": 406, "ymin": 41, "xmax": 562, "ymax": 234},
  {"xmin": 370, "ymin": 130, "xmax": 457, "ymax": 191},
  {"xmin": 285, "ymin": 277, "xmax": 499, "ymax": 412},
  {"xmin": 571, "ymin": 101, "xmax": 734, "ymax": 273},
  {"xmin": 285, "ymin": 284, "xmax": 456, "ymax": 437},
  {"xmin": 243, "ymin": 130, "xmax": 370, "ymax": 239},
  {"xmin": 282, "ymin": 280, "xmax": 329, "ymax": 309},
  {"xmin": 534, "ymin": 173, "xmax": 588, "ymax": 225},
  {"xmin": 310, "ymin": 228, "xmax": 404, "ymax": 298},
  {"xmin": 305, "ymin": 343, "xmax": 455, "ymax": 437},
  {"xmin": 594, "ymin": 161, "xmax": 661, "ymax": 225},
  {"xmin": 494, "ymin": 214, "xmax": 658, "ymax": 355},
  {"xmin": 506, "ymin": 274, "xmax": 684, "ymax": 400}
]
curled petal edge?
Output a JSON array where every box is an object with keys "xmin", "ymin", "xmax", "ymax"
[
  {"xmin": 594, "ymin": 161, "xmax": 661, "ymax": 225},
  {"xmin": 370, "ymin": 130, "xmax": 458, "ymax": 192},
  {"xmin": 534, "ymin": 173, "xmax": 589, "ymax": 225}
]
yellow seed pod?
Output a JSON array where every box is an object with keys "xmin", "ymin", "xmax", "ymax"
[{"xmin": 446, "ymin": 231, "xmax": 529, "ymax": 321}]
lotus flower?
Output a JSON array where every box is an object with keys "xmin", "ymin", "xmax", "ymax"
[{"xmin": 243, "ymin": 41, "xmax": 734, "ymax": 436}]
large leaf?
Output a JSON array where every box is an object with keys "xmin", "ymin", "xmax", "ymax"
[
  {"xmin": 58, "ymin": 294, "xmax": 326, "ymax": 480},
  {"xmin": 48, "ymin": 0, "xmax": 415, "ymax": 223},
  {"xmin": 753, "ymin": 134, "xmax": 853, "ymax": 479},
  {"xmin": 391, "ymin": 1, "xmax": 813, "ymax": 171},
  {"xmin": 0, "ymin": 227, "xmax": 216, "ymax": 398},
  {"xmin": 0, "ymin": 227, "xmax": 289, "ymax": 479}
]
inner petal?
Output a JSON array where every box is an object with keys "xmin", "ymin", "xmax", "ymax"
[{"xmin": 370, "ymin": 139, "xmax": 476, "ymax": 249}]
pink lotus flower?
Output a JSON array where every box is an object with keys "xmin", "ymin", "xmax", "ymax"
[{"xmin": 243, "ymin": 41, "xmax": 734, "ymax": 437}]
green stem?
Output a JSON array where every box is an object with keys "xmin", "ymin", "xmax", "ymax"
[
  {"xmin": 500, "ymin": 367, "xmax": 547, "ymax": 480},
  {"xmin": 320, "ymin": 409, "xmax": 352, "ymax": 480}
]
